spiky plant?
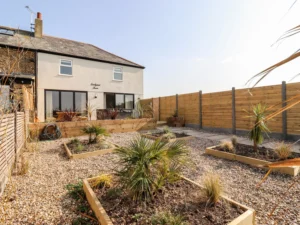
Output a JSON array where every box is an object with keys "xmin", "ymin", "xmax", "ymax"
[
  {"xmin": 274, "ymin": 142, "xmax": 292, "ymax": 160},
  {"xmin": 90, "ymin": 174, "xmax": 112, "ymax": 189},
  {"xmin": 82, "ymin": 124, "xmax": 108, "ymax": 144},
  {"xmin": 151, "ymin": 211, "xmax": 187, "ymax": 225},
  {"xmin": 115, "ymin": 136, "xmax": 188, "ymax": 202},
  {"xmin": 231, "ymin": 135, "xmax": 238, "ymax": 148},
  {"xmin": 246, "ymin": 103, "xmax": 270, "ymax": 153},
  {"xmin": 220, "ymin": 141, "xmax": 234, "ymax": 153},
  {"xmin": 202, "ymin": 173, "xmax": 223, "ymax": 206}
]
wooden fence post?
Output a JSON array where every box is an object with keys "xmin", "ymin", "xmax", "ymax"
[
  {"xmin": 232, "ymin": 87, "xmax": 236, "ymax": 134},
  {"xmin": 199, "ymin": 91, "xmax": 202, "ymax": 129},
  {"xmin": 282, "ymin": 81, "xmax": 287, "ymax": 140},
  {"xmin": 176, "ymin": 94, "xmax": 178, "ymax": 114},
  {"xmin": 158, "ymin": 97, "xmax": 161, "ymax": 121}
]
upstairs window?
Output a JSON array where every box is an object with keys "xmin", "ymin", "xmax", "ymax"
[
  {"xmin": 113, "ymin": 67, "xmax": 123, "ymax": 81},
  {"xmin": 60, "ymin": 59, "xmax": 72, "ymax": 75}
]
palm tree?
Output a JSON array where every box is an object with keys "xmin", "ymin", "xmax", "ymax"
[{"xmin": 114, "ymin": 136, "xmax": 188, "ymax": 201}]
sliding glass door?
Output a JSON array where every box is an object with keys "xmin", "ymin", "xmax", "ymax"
[
  {"xmin": 45, "ymin": 90, "xmax": 87, "ymax": 120},
  {"xmin": 105, "ymin": 93, "xmax": 134, "ymax": 110}
]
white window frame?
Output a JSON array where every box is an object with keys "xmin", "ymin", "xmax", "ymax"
[
  {"xmin": 59, "ymin": 59, "xmax": 73, "ymax": 76},
  {"xmin": 113, "ymin": 67, "xmax": 123, "ymax": 81}
]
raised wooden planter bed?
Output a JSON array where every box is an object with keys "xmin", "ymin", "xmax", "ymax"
[
  {"xmin": 206, "ymin": 146, "xmax": 300, "ymax": 176},
  {"xmin": 29, "ymin": 118, "xmax": 157, "ymax": 139},
  {"xmin": 141, "ymin": 132, "xmax": 194, "ymax": 143},
  {"xmin": 63, "ymin": 141, "xmax": 118, "ymax": 160},
  {"xmin": 83, "ymin": 175, "xmax": 255, "ymax": 225}
]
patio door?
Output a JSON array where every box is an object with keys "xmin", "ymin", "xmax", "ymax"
[{"xmin": 45, "ymin": 90, "xmax": 87, "ymax": 120}]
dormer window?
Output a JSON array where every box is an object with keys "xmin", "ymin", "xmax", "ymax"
[{"xmin": 60, "ymin": 59, "xmax": 72, "ymax": 75}]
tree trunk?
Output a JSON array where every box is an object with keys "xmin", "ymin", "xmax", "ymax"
[{"xmin": 254, "ymin": 141, "xmax": 258, "ymax": 153}]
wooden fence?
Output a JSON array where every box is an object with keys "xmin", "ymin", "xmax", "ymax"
[
  {"xmin": 0, "ymin": 111, "xmax": 27, "ymax": 195},
  {"xmin": 141, "ymin": 81, "xmax": 300, "ymax": 140}
]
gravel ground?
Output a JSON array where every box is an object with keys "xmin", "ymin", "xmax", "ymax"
[
  {"xmin": 0, "ymin": 132, "xmax": 299, "ymax": 225},
  {"xmin": 184, "ymin": 138, "xmax": 300, "ymax": 225}
]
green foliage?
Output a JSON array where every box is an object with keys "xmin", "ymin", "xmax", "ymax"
[
  {"xmin": 75, "ymin": 143, "xmax": 84, "ymax": 153},
  {"xmin": 151, "ymin": 211, "xmax": 187, "ymax": 225},
  {"xmin": 72, "ymin": 217, "xmax": 94, "ymax": 225},
  {"xmin": 105, "ymin": 187, "xmax": 122, "ymax": 200},
  {"xmin": 90, "ymin": 174, "xmax": 112, "ymax": 189},
  {"xmin": 162, "ymin": 132, "xmax": 176, "ymax": 141},
  {"xmin": 82, "ymin": 125, "xmax": 108, "ymax": 144},
  {"xmin": 247, "ymin": 103, "xmax": 270, "ymax": 152},
  {"xmin": 202, "ymin": 173, "xmax": 223, "ymax": 206},
  {"xmin": 115, "ymin": 136, "xmax": 188, "ymax": 202},
  {"xmin": 70, "ymin": 138, "xmax": 80, "ymax": 145},
  {"xmin": 66, "ymin": 181, "xmax": 84, "ymax": 201},
  {"xmin": 162, "ymin": 126, "xmax": 171, "ymax": 134}
]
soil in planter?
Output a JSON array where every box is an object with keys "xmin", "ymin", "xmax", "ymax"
[
  {"xmin": 214, "ymin": 143, "xmax": 300, "ymax": 162},
  {"xmin": 150, "ymin": 131, "xmax": 190, "ymax": 139},
  {"xmin": 92, "ymin": 179, "xmax": 245, "ymax": 225},
  {"xmin": 67, "ymin": 140, "xmax": 114, "ymax": 154}
]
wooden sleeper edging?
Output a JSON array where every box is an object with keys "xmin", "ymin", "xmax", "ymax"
[
  {"xmin": 63, "ymin": 141, "xmax": 119, "ymax": 160},
  {"xmin": 205, "ymin": 145, "xmax": 300, "ymax": 176},
  {"xmin": 83, "ymin": 175, "xmax": 256, "ymax": 225},
  {"xmin": 141, "ymin": 133, "xmax": 194, "ymax": 143}
]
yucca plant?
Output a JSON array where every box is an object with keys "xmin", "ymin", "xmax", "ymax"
[
  {"xmin": 114, "ymin": 136, "xmax": 188, "ymax": 202},
  {"xmin": 82, "ymin": 124, "xmax": 108, "ymax": 144},
  {"xmin": 245, "ymin": 103, "xmax": 270, "ymax": 153}
]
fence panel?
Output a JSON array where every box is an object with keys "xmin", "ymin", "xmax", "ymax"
[
  {"xmin": 0, "ymin": 113, "xmax": 15, "ymax": 195},
  {"xmin": 202, "ymin": 91, "xmax": 232, "ymax": 128},
  {"xmin": 235, "ymin": 85, "xmax": 282, "ymax": 133},
  {"xmin": 287, "ymin": 82, "xmax": 300, "ymax": 134},
  {"xmin": 16, "ymin": 112, "xmax": 25, "ymax": 154},
  {"xmin": 160, "ymin": 95, "xmax": 176, "ymax": 121},
  {"xmin": 178, "ymin": 92, "xmax": 199, "ymax": 125}
]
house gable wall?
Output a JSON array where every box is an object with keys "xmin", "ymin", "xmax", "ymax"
[{"xmin": 37, "ymin": 52, "xmax": 144, "ymax": 121}]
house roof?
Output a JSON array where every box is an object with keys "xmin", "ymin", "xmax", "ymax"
[{"xmin": 0, "ymin": 26, "xmax": 144, "ymax": 69}]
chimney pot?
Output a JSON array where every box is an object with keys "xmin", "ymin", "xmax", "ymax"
[{"xmin": 37, "ymin": 12, "xmax": 42, "ymax": 19}]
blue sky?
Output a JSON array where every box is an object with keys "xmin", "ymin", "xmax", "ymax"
[{"xmin": 1, "ymin": 0, "xmax": 299, "ymax": 97}]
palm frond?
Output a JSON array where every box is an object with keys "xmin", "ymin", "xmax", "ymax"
[{"xmin": 246, "ymin": 50, "xmax": 300, "ymax": 88}]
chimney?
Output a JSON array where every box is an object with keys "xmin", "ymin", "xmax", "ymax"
[{"xmin": 34, "ymin": 12, "xmax": 43, "ymax": 38}]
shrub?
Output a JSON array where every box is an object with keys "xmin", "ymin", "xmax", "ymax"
[
  {"xmin": 247, "ymin": 103, "xmax": 270, "ymax": 152},
  {"xmin": 115, "ymin": 136, "xmax": 188, "ymax": 201},
  {"xmin": 70, "ymin": 138, "xmax": 80, "ymax": 145},
  {"xmin": 162, "ymin": 132, "xmax": 176, "ymax": 141},
  {"xmin": 202, "ymin": 173, "xmax": 223, "ymax": 206},
  {"xmin": 82, "ymin": 125, "xmax": 108, "ymax": 144},
  {"xmin": 163, "ymin": 126, "xmax": 172, "ymax": 134},
  {"xmin": 75, "ymin": 143, "xmax": 84, "ymax": 153},
  {"xmin": 66, "ymin": 181, "xmax": 84, "ymax": 201},
  {"xmin": 221, "ymin": 141, "xmax": 234, "ymax": 153},
  {"xmin": 90, "ymin": 174, "xmax": 112, "ymax": 189},
  {"xmin": 151, "ymin": 211, "xmax": 187, "ymax": 225},
  {"xmin": 231, "ymin": 135, "xmax": 237, "ymax": 147},
  {"xmin": 274, "ymin": 142, "xmax": 292, "ymax": 160}
]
